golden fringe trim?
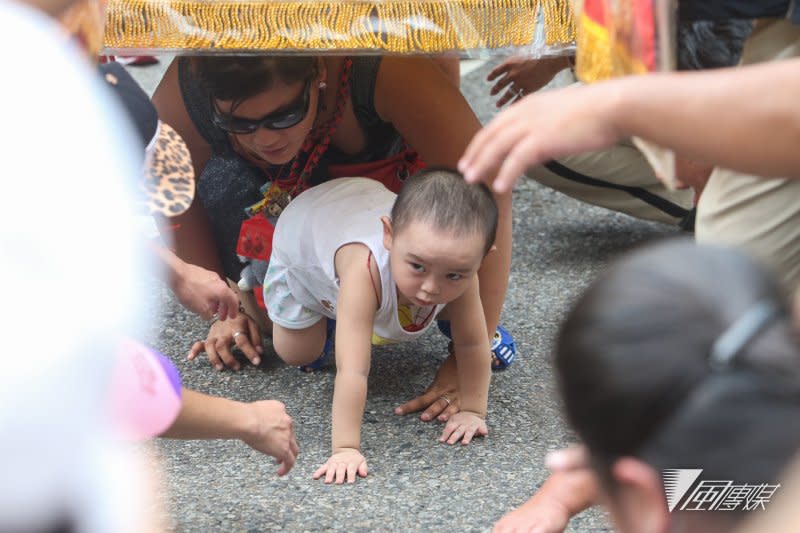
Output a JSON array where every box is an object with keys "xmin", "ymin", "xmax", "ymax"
[
  {"xmin": 574, "ymin": 10, "xmax": 612, "ymax": 83},
  {"xmin": 103, "ymin": 0, "xmax": 575, "ymax": 52}
]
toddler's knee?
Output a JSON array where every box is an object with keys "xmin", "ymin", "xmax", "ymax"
[{"xmin": 272, "ymin": 327, "xmax": 326, "ymax": 366}]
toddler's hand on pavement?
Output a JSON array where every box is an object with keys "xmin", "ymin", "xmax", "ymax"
[
  {"xmin": 313, "ymin": 448, "xmax": 368, "ymax": 484},
  {"xmin": 439, "ymin": 411, "xmax": 488, "ymax": 445}
]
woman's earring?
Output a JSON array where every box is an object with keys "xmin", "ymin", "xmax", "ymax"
[{"xmin": 318, "ymin": 81, "xmax": 328, "ymax": 111}]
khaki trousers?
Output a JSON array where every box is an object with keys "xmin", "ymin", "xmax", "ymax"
[
  {"xmin": 527, "ymin": 19, "xmax": 800, "ymax": 289},
  {"xmin": 696, "ymin": 19, "xmax": 800, "ymax": 290}
]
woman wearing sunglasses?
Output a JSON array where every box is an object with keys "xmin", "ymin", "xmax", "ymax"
[{"xmin": 152, "ymin": 55, "xmax": 512, "ymax": 420}]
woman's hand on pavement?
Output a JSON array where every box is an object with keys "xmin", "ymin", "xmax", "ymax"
[
  {"xmin": 187, "ymin": 313, "xmax": 263, "ymax": 371},
  {"xmin": 395, "ymin": 351, "xmax": 460, "ymax": 422}
]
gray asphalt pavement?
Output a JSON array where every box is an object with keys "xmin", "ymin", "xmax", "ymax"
[{"xmin": 131, "ymin": 58, "xmax": 679, "ymax": 532}]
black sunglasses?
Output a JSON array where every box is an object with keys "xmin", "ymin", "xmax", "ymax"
[{"xmin": 210, "ymin": 80, "xmax": 312, "ymax": 134}]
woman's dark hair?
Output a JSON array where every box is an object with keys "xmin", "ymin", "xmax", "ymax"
[
  {"xmin": 676, "ymin": 20, "xmax": 752, "ymax": 71},
  {"xmin": 556, "ymin": 239, "xmax": 800, "ymax": 489},
  {"xmin": 390, "ymin": 167, "xmax": 498, "ymax": 256},
  {"xmin": 191, "ymin": 56, "xmax": 319, "ymax": 103}
]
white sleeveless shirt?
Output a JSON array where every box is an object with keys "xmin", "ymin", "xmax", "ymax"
[{"xmin": 271, "ymin": 178, "xmax": 444, "ymax": 343}]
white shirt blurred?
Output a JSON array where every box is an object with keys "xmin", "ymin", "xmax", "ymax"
[{"xmin": 0, "ymin": 1, "xmax": 155, "ymax": 531}]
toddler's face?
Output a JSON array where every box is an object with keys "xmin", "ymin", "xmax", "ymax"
[{"xmin": 384, "ymin": 220, "xmax": 485, "ymax": 307}]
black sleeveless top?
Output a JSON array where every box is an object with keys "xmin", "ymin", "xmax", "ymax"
[
  {"xmin": 178, "ymin": 57, "xmax": 404, "ymax": 280},
  {"xmin": 679, "ymin": 1, "xmax": 794, "ymax": 21}
]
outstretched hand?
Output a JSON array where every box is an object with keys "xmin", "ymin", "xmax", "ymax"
[
  {"xmin": 395, "ymin": 351, "xmax": 460, "ymax": 422},
  {"xmin": 487, "ymin": 56, "xmax": 572, "ymax": 108},
  {"xmin": 241, "ymin": 400, "xmax": 299, "ymax": 476},
  {"xmin": 492, "ymin": 488, "xmax": 572, "ymax": 533},
  {"xmin": 313, "ymin": 448, "xmax": 369, "ymax": 484},
  {"xmin": 459, "ymin": 81, "xmax": 623, "ymax": 194},
  {"xmin": 493, "ymin": 445, "xmax": 595, "ymax": 533}
]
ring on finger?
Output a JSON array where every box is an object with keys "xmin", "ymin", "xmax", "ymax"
[
  {"xmin": 439, "ymin": 394, "xmax": 452, "ymax": 406},
  {"xmin": 233, "ymin": 331, "xmax": 242, "ymax": 339}
]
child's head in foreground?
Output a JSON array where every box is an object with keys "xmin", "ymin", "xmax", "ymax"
[
  {"xmin": 381, "ymin": 167, "xmax": 498, "ymax": 307},
  {"xmin": 555, "ymin": 239, "xmax": 800, "ymax": 533}
]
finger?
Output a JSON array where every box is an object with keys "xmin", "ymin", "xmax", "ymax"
[
  {"xmin": 216, "ymin": 300, "xmax": 229, "ymax": 322},
  {"xmin": 289, "ymin": 434, "xmax": 300, "ymax": 458},
  {"xmin": 205, "ymin": 342, "xmax": 225, "ymax": 371},
  {"xmin": 394, "ymin": 389, "xmax": 437, "ymax": 417},
  {"xmin": 493, "ymin": 134, "xmax": 548, "ymax": 194},
  {"xmin": 439, "ymin": 422, "xmax": 456, "ymax": 443},
  {"xmin": 460, "ymin": 102, "xmax": 524, "ymax": 169},
  {"xmin": 459, "ymin": 117, "xmax": 525, "ymax": 182},
  {"xmin": 420, "ymin": 395, "xmax": 451, "ymax": 422},
  {"xmin": 336, "ymin": 463, "xmax": 347, "ymax": 485},
  {"xmin": 197, "ymin": 304, "xmax": 215, "ymax": 321},
  {"xmin": 233, "ymin": 329, "xmax": 261, "ymax": 366},
  {"xmin": 276, "ymin": 448, "xmax": 296, "ymax": 476},
  {"xmin": 313, "ymin": 465, "xmax": 326, "ymax": 480},
  {"xmin": 276, "ymin": 460, "xmax": 289, "ymax": 477},
  {"xmin": 215, "ymin": 339, "xmax": 240, "ymax": 371},
  {"xmin": 325, "ymin": 464, "xmax": 337, "ymax": 484},
  {"xmin": 358, "ymin": 462, "xmax": 368, "ymax": 478},
  {"xmin": 221, "ymin": 287, "xmax": 239, "ymax": 320},
  {"xmin": 447, "ymin": 425, "xmax": 467, "ymax": 445},
  {"xmin": 437, "ymin": 397, "xmax": 460, "ymax": 422},
  {"xmin": 489, "ymin": 74, "xmax": 513, "ymax": 96},
  {"xmin": 462, "ymin": 120, "xmax": 533, "ymax": 190},
  {"xmin": 423, "ymin": 396, "xmax": 450, "ymax": 422},
  {"xmin": 226, "ymin": 300, "xmax": 239, "ymax": 320},
  {"xmin": 346, "ymin": 462, "xmax": 358, "ymax": 484},
  {"xmin": 187, "ymin": 341, "xmax": 205, "ymax": 360},
  {"xmin": 497, "ymin": 87, "xmax": 519, "ymax": 108},
  {"xmin": 545, "ymin": 444, "xmax": 589, "ymax": 472},
  {"xmin": 277, "ymin": 445, "xmax": 296, "ymax": 475},
  {"xmin": 247, "ymin": 316, "xmax": 264, "ymax": 355},
  {"xmin": 464, "ymin": 119, "xmax": 532, "ymax": 186},
  {"xmin": 486, "ymin": 63, "xmax": 509, "ymax": 82}
]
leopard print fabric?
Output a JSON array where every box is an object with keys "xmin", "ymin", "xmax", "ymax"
[{"xmin": 142, "ymin": 122, "xmax": 195, "ymax": 216}]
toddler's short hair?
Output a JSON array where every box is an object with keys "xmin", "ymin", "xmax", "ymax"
[{"xmin": 391, "ymin": 167, "xmax": 498, "ymax": 255}]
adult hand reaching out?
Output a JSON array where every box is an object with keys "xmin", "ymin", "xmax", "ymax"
[
  {"xmin": 241, "ymin": 400, "xmax": 300, "ymax": 476},
  {"xmin": 459, "ymin": 82, "xmax": 624, "ymax": 194},
  {"xmin": 171, "ymin": 257, "xmax": 240, "ymax": 321},
  {"xmin": 492, "ymin": 445, "xmax": 596, "ymax": 533},
  {"xmin": 488, "ymin": 56, "xmax": 572, "ymax": 108},
  {"xmin": 161, "ymin": 390, "xmax": 299, "ymax": 476}
]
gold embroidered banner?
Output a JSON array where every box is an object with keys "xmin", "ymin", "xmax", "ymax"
[{"xmin": 103, "ymin": 0, "xmax": 574, "ymax": 54}]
